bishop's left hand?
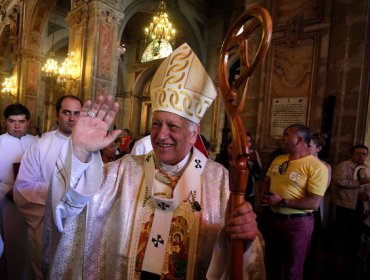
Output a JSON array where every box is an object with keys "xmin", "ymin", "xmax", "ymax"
[{"xmin": 225, "ymin": 202, "xmax": 257, "ymax": 240}]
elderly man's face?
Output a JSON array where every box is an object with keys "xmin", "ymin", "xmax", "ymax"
[{"xmin": 151, "ymin": 111, "xmax": 199, "ymax": 165}]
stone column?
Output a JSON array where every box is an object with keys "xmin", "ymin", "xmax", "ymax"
[
  {"xmin": 15, "ymin": 0, "xmax": 47, "ymax": 130},
  {"xmin": 67, "ymin": 0, "xmax": 123, "ymax": 101}
]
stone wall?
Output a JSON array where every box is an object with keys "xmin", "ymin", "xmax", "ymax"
[{"xmin": 326, "ymin": 0, "xmax": 370, "ymax": 165}]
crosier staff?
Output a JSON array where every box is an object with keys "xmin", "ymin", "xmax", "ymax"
[{"xmin": 218, "ymin": 5, "xmax": 272, "ymax": 280}]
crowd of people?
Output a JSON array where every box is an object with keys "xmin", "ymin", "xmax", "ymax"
[{"xmin": 0, "ymin": 42, "xmax": 369, "ymax": 280}]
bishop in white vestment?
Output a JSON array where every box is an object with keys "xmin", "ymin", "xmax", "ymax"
[{"xmin": 45, "ymin": 43, "xmax": 265, "ymax": 280}]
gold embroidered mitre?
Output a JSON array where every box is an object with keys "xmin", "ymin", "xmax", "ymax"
[{"xmin": 150, "ymin": 43, "xmax": 217, "ymax": 124}]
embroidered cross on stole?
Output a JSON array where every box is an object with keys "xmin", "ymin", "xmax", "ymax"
[{"xmin": 129, "ymin": 150, "xmax": 206, "ymax": 279}]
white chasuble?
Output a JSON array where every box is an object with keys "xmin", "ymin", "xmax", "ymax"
[
  {"xmin": 128, "ymin": 149, "xmax": 205, "ymax": 279},
  {"xmin": 48, "ymin": 142, "xmax": 265, "ymax": 280}
]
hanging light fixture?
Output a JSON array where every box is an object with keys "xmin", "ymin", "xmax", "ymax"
[
  {"xmin": 1, "ymin": 76, "xmax": 16, "ymax": 96},
  {"xmin": 144, "ymin": 0, "xmax": 176, "ymax": 46},
  {"xmin": 42, "ymin": 4, "xmax": 59, "ymax": 77},
  {"xmin": 57, "ymin": 51, "xmax": 80, "ymax": 84},
  {"xmin": 41, "ymin": 54, "xmax": 59, "ymax": 77},
  {"xmin": 118, "ymin": 43, "xmax": 126, "ymax": 60}
]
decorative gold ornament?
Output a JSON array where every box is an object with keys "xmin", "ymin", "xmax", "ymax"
[{"xmin": 150, "ymin": 43, "xmax": 217, "ymax": 124}]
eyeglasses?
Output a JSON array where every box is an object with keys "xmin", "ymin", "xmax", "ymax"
[{"xmin": 279, "ymin": 160, "xmax": 289, "ymax": 175}]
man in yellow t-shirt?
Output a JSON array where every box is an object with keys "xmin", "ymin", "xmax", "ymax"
[{"xmin": 260, "ymin": 124, "xmax": 328, "ymax": 280}]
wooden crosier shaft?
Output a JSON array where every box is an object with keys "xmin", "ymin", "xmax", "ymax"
[{"xmin": 217, "ymin": 5, "xmax": 272, "ymax": 279}]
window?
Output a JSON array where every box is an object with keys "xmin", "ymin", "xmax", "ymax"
[{"xmin": 141, "ymin": 39, "xmax": 173, "ymax": 62}]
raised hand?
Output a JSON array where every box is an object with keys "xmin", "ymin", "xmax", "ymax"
[{"xmin": 72, "ymin": 95, "xmax": 121, "ymax": 162}]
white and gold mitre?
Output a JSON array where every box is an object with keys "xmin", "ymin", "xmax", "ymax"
[{"xmin": 150, "ymin": 43, "xmax": 217, "ymax": 124}]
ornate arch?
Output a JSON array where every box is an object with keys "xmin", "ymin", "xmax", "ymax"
[
  {"xmin": 24, "ymin": 0, "xmax": 55, "ymax": 55},
  {"xmin": 118, "ymin": 0, "xmax": 202, "ymax": 59},
  {"xmin": 132, "ymin": 62, "xmax": 158, "ymax": 98},
  {"xmin": 20, "ymin": 0, "xmax": 71, "ymax": 133}
]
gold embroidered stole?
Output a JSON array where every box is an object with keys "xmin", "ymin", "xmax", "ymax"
[{"xmin": 126, "ymin": 149, "xmax": 206, "ymax": 279}]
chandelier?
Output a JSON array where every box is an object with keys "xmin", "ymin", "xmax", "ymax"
[
  {"xmin": 41, "ymin": 52, "xmax": 59, "ymax": 77},
  {"xmin": 57, "ymin": 51, "xmax": 80, "ymax": 84},
  {"xmin": 41, "ymin": 5, "xmax": 79, "ymax": 86},
  {"xmin": 117, "ymin": 43, "xmax": 126, "ymax": 60},
  {"xmin": 42, "ymin": 4, "xmax": 59, "ymax": 78},
  {"xmin": 42, "ymin": 51, "xmax": 80, "ymax": 85},
  {"xmin": 144, "ymin": 0, "xmax": 176, "ymax": 44},
  {"xmin": 1, "ymin": 76, "xmax": 16, "ymax": 96}
]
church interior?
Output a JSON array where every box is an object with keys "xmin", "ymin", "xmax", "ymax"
[
  {"xmin": 0, "ymin": 0, "xmax": 370, "ymax": 279},
  {"xmin": 0, "ymin": 0, "xmax": 370, "ymax": 166}
]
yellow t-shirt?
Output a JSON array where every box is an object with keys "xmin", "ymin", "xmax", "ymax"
[{"xmin": 267, "ymin": 154, "xmax": 328, "ymax": 214}]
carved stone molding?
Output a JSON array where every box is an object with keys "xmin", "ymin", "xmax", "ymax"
[
  {"xmin": 255, "ymin": 0, "xmax": 330, "ymax": 155},
  {"xmin": 20, "ymin": 50, "xmax": 44, "ymax": 63},
  {"xmin": 68, "ymin": 8, "xmax": 87, "ymax": 26},
  {"xmin": 273, "ymin": 0, "xmax": 323, "ymax": 28},
  {"xmin": 74, "ymin": 0, "xmax": 87, "ymax": 8},
  {"xmin": 287, "ymin": 15, "xmax": 303, "ymax": 47},
  {"xmin": 96, "ymin": 0, "xmax": 124, "ymax": 25},
  {"xmin": 0, "ymin": 0, "xmax": 11, "ymax": 20},
  {"xmin": 69, "ymin": 2, "xmax": 123, "ymax": 26},
  {"xmin": 31, "ymin": 4, "xmax": 48, "ymax": 32},
  {"xmin": 8, "ymin": 5, "xmax": 18, "ymax": 35},
  {"xmin": 27, "ymin": 32, "xmax": 41, "ymax": 49},
  {"xmin": 100, "ymin": 9, "xmax": 118, "ymax": 24}
]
